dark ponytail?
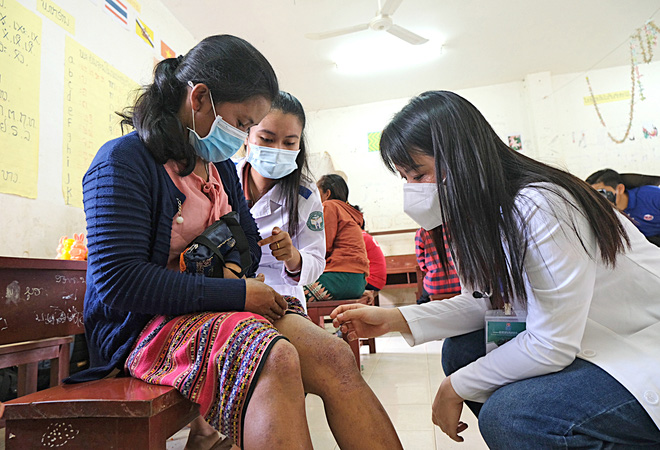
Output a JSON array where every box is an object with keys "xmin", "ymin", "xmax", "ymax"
[
  {"xmin": 318, "ymin": 174, "xmax": 349, "ymax": 202},
  {"xmin": 318, "ymin": 173, "xmax": 362, "ymax": 208},
  {"xmin": 120, "ymin": 56, "xmax": 190, "ymax": 170},
  {"xmin": 318, "ymin": 174, "xmax": 363, "ymax": 226},
  {"xmin": 119, "ymin": 35, "xmax": 278, "ymax": 176}
]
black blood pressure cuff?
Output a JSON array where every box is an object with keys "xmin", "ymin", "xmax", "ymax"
[{"xmin": 179, "ymin": 211, "xmax": 252, "ymax": 278}]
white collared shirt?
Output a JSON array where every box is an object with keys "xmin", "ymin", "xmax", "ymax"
[{"xmin": 399, "ymin": 184, "xmax": 660, "ymax": 427}]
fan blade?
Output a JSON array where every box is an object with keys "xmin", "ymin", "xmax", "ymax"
[
  {"xmin": 305, "ymin": 23, "xmax": 370, "ymax": 40},
  {"xmin": 380, "ymin": 0, "xmax": 403, "ymax": 16},
  {"xmin": 387, "ymin": 24, "xmax": 429, "ymax": 45}
]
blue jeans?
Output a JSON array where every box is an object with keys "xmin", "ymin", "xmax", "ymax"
[{"xmin": 441, "ymin": 330, "xmax": 660, "ymax": 449}]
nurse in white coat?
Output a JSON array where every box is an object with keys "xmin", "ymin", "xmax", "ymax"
[
  {"xmin": 332, "ymin": 91, "xmax": 660, "ymax": 449},
  {"xmin": 236, "ymin": 97, "xmax": 325, "ymax": 305},
  {"xmin": 236, "ymin": 91, "xmax": 403, "ymax": 450}
]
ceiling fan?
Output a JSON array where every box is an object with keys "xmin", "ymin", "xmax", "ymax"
[{"xmin": 305, "ymin": 0, "xmax": 429, "ymax": 45}]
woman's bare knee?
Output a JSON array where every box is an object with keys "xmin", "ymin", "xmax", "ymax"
[
  {"xmin": 261, "ymin": 339, "xmax": 302, "ymax": 381},
  {"xmin": 323, "ymin": 335, "xmax": 358, "ymax": 373},
  {"xmin": 302, "ymin": 333, "xmax": 362, "ymax": 396}
]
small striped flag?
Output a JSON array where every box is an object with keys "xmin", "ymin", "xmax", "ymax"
[{"xmin": 105, "ymin": 0, "xmax": 128, "ymax": 27}]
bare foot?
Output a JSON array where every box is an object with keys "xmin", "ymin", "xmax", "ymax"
[
  {"xmin": 185, "ymin": 434, "xmax": 221, "ymax": 450},
  {"xmin": 211, "ymin": 437, "xmax": 235, "ymax": 450},
  {"xmin": 184, "ymin": 416, "xmax": 222, "ymax": 450}
]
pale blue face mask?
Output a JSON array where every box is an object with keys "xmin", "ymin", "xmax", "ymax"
[
  {"xmin": 246, "ymin": 143, "xmax": 300, "ymax": 179},
  {"xmin": 187, "ymin": 82, "xmax": 247, "ymax": 162}
]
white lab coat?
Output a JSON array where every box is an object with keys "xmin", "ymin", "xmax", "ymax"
[
  {"xmin": 236, "ymin": 159, "xmax": 326, "ymax": 307},
  {"xmin": 399, "ymin": 184, "xmax": 660, "ymax": 427}
]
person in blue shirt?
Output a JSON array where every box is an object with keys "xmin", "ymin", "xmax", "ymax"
[{"xmin": 587, "ymin": 168, "xmax": 660, "ymax": 246}]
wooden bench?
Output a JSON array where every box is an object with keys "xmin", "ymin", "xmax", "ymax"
[
  {"xmin": 382, "ymin": 253, "xmax": 429, "ymax": 300},
  {"xmin": 4, "ymin": 378, "xmax": 198, "ymax": 449},
  {"xmin": 0, "ymin": 257, "xmax": 198, "ymax": 449},
  {"xmin": 383, "ymin": 254, "xmax": 419, "ymax": 290},
  {"xmin": 384, "ymin": 254, "xmax": 459, "ymax": 300}
]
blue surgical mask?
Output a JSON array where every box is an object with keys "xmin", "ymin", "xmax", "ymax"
[
  {"xmin": 246, "ymin": 143, "xmax": 300, "ymax": 179},
  {"xmin": 187, "ymin": 83, "xmax": 247, "ymax": 162}
]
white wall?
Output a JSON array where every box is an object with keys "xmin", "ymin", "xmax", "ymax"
[
  {"xmin": 306, "ymin": 61, "xmax": 660, "ymax": 256},
  {"xmin": 3, "ymin": 3, "xmax": 659, "ymax": 261},
  {"xmin": 0, "ymin": 0, "xmax": 195, "ymax": 258}
]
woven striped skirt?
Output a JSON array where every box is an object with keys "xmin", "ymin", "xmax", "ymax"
[{"xmin": 125, "ymin": 297, "xmax": 307, "ymax": 447}]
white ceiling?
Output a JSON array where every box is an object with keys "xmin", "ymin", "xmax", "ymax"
[{"xmin": 162, "ymin": 0, "xmax": 660, "ymax": 112}]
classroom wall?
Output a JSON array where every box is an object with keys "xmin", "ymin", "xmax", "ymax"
[
  {"xmin": 306, "ymin": 61, "xmax": 660, "ymax": 256},
  {"xmin": 0, "ymin": 0, "xmax": 195, "ymax": 258},
  {"xmin": 2, "ymin": 2, "xmax": 659, "ymax": 261}
]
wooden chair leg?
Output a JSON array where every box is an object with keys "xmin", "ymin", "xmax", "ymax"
[
  {"xmin": 17, "ymin": 362, "xmax": 38, "ymax": 397},
  {"xmin": 342, "ymin": 333, "xmax": 360, "ymax": 368},
  {"xmin": 51, "ymin": 341, "xmax": 71, "ymax": 387},
  {"xmin": 367, "ymin": 338, "xmax": 376, "ymax": 354},
  {"xmin": 49, "ymin": 357, "xmax": 60, "ymax": 387},
  {"xmin": 306, "ymin": 308, "xmax": 322, "ymax": 328}
]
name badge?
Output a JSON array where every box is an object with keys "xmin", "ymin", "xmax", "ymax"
[{"xmin": 485, "ymin": 306, "xmax": 526, "ymax": 353}]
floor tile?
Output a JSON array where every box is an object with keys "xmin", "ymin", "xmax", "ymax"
[
  {"xmin": 307, "ymin": 335, "xmax": 489, "ymax": 449},
  {"xmin": 166, "ymin": 427, "xmax": 188, "ymax": 450},
  {"xmin": 398, "ymin": 429, "xmax": 436, "ymax": 449},
  {"xmin": 368, "ymin": 379, "xmax": 432, "ymax": 405},
  {"xmin": 382, "ymin": 403, "xmax": 435, "ymax": 431}
]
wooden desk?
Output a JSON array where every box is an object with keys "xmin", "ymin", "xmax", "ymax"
[
  {"xmin": 0, "ymin": 257, "xmax": 87, "ymax": 345},
  {"xmin": 384, "ymin": 254, "xmax": 419, "ymax": 290},
  {"xmin": 0, "ymin": 257, "xmax": 86, "ymax": 397},
  {"xmin": 1, "ymin": 258, "xmax": 199, "ymax": 448}
]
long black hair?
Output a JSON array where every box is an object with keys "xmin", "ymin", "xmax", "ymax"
[
  {"xmin": 380, "ymin": 91, "xmax": 629, "ymax": 306},
  {"xmin": 119, "ymin": 35, "xmax": 278, "ymax": 176},
  {"xmin": 261, "ymin": 92, "xmax": 312, "ymax": 239}
]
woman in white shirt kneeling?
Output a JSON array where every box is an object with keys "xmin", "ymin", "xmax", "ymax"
[{"xmin": 332, "ymin": 90, "xmax": 660, "ymax": 449}]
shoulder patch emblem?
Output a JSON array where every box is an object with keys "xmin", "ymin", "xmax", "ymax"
[
  {"xmin": 299, "ymin": 185, "xmax": 312, "ymax": 199},
  {"xmin": 307, "ymin": 211, "xmax": 324, "ymax": 231},
  {"xmin": 644, "ymin": 214, "xmax": 654, "ymax": 221}
]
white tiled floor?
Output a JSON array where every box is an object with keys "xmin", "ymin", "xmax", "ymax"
[
  {"xmin": 304, "ymin": 334, "xmax": 488, "ymax": 450},
  {"xmin": 167, "ymin": 333, "xmax": 488, "ymax": 450}
]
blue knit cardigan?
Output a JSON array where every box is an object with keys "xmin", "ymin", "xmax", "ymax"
[{"xmin": 68, "ymin": 132, "xmax": 261, "ymax": 382}]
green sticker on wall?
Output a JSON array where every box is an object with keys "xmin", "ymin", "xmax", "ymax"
[{"xmin": 368, "ymin": 132, "xmax": 382, "ymax": 152}]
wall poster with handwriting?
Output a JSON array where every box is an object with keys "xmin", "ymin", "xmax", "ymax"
[
  {"xmin": 0, "ymin": 0, "xmax": 41, "ymax": 198},
  {"xmin": 63, "ymin": 35, "xmax": 138, "ymax": 208}
]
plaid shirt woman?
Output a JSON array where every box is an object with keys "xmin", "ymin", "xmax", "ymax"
[{"xmin": 415, "ymin": 226, "xmax": 461, "ymax": 296}]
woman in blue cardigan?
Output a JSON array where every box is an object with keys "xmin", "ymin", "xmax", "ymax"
[{"xmin": 78, "ymin": 35, "xmax": 400, "ymax": 449}]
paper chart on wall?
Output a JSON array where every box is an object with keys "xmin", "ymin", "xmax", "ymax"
[
  {"xmin": 62, "ymin": 35, "xmax": 138, "ymax": 208},
  {"xmin": 0, "ymin": 0, "xmax": 42, "ymax": 198}
]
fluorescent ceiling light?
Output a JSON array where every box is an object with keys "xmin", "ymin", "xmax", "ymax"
[{"xmin": 332, "ymin": 32, "xmax": 443, "ymax": 74}]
